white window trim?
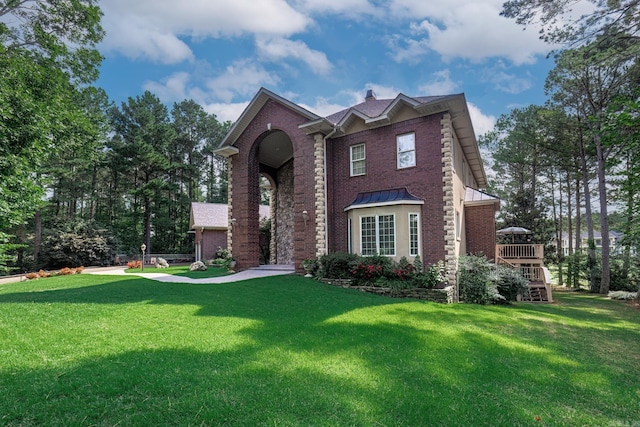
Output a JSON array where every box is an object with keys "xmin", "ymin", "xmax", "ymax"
[
  {"xmin": 396, "ymin": 132, "xmax": 416, "ymax": 169},
  {"xmin": 350, "ymin": 143, "xmax": 366, "ymax": 176},
  {"xmin": 455, "ymin": 210, "xmax": 462, "ymax": 241},
  {"xmin": 360, "ymin": 214, "xmax": 396, "ymax": 257},
  {"xmin": 409, "ymin": 212, "xmax": 420, "ymax": 257}
]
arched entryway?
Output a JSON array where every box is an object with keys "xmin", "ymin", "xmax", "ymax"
[{"xmin": 257, "ymin": 130, "xmax": 295, "ymax": 266}]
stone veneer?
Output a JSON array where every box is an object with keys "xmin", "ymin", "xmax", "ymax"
[
  {"xmin": 227, "ymin": 157, "xmax": 233, "ymax": 254},
  {"xmin": 275, "ymin": 161, "xmax": 295, "ymax": 264},
  {"xmin": 313, "ymin": 134, "xmax": 327, "ymax": 258},
  {"xmin": 441, "ymin": 113, "xmax": 458, "ymax": 290}
]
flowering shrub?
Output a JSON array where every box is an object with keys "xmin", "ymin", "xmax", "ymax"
[
  {"xmin": 25, "ymin": 272, "xmax": 39, "ymax": 280},
  {"xmin": 38, "ymin": 269, "xmax": 51, "ymax": 278},
  {"xmin": 127, "ymin": 260, "xmax": 142, "ymax": 269},
  {"xmin": 75, "ymin": 266, "xmax": 84, "ymax": 274},
  {"xmin": 351, "ymin": 262, "xmax": 384, "ymax": 285},
  {"xmin": 391, "ymin": 265, "xmax": 414, "ymax": 280},
  {"xmin": 214, "ymin": 247, "xmax": 235, "ymax": 270}
]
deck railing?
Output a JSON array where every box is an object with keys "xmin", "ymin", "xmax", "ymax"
[
  {"xmin": 496, "ymin": 244, "xmax": 544, "ymax": 260},
  {"xmin": 518, "ymin": 266, "xmax": 546, "ymax": 282}
]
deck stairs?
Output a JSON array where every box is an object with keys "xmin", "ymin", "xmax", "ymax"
[{"xmin": 496, "ymin": 244, "xmax": 553, "ymax": 303}]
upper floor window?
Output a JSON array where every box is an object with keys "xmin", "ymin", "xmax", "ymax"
[
  {"xmin": 350, "ymin": 143, "xmax": 366, "ymax": 176},
  {"xmin": 397, "ymin": 133, "xmax": 416, "ymax": 169}
]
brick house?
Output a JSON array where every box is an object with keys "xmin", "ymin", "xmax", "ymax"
[
  {"xmin": 214, "ymin": 87, "xmax": 498, "ymax": 286},
  {"xmin": 189, "ymin": 202, "xmax": 270, "ymax": 262}
]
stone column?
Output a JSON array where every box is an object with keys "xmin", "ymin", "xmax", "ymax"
[
  {"xmin": 441, "ymin": 113, "xmax": 458, "ymax": 291},
  {"xmin": 226, "ymin": 157, "xmax": 233, "ymax": 255},
  {"xmin": 313, "ymin": 134, "xmax": 327, "ymax": 258}
]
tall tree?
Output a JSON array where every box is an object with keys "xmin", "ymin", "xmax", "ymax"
[
  {"xmin": 501, "ymin": 0, "xmax": 640, "ymax": 48},
  {"xmin": 108, "ymin": 91, "xmax": 175, "ymax": 255},
  {"xmin": 546, "ymin": 39, "xmax": 640, "ymax": 293},
  {"xmin": 0, "ymin": 0, "xmax": 104, "ymax": 271}
]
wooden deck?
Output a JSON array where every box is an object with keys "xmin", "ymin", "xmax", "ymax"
[{"xmin": 496, "ymin": 244, "xmax": 552, "ymax": 303}]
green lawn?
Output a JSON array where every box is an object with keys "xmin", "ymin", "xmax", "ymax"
[{"xmin": 0, "ymin": 274, "xmax": 638, "ymax": 426}]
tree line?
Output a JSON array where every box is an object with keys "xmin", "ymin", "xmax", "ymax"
[
  {"xmin": 0, "ymin": 1, "xmax": 230, "ymax": 272},
  {"xmin": 487, "ymin": 0, "xmax": 640, "ymax": 294}
]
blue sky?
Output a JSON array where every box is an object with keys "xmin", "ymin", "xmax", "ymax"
[{"xmin": 96, "ymin": 0, "xmax": 561, "ymax": 137}]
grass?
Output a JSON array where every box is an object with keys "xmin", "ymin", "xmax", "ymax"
[
  {"xmin": 125, "ymin": 264, "xmax": 230, "ymax": 279},
  {"xmin": 0, "ymin": 275, "xmax": 639, "ymax": 426}
]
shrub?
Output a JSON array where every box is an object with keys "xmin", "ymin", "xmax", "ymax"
[
  {"xmin": 413, "ymin": 254, "xmax": 424, "ymax": 273},
  {"xmin": 458, "ymin": 255, "xmax": 505, "ymax": 304},
  {"xmin": 389, "ymin": 256, "xmax": 414, "ymax": 280},
  {"xmin": 40, "ymin": 219, "xmax": 116, "ymax": 269},
  {"xmin": 318, "ymin": 252, "xmax": 359, "ymax": 279},
  {"xmin": 412, "ymin": 260, "xmax": 446, "ymax": 289},
  {"xmin": 609, "ymin": 255, "xmax": 640, "ymax": 292},
  {"xmin": 25, "ymin": 272, "xmax": 39, "ymax": 280},
  {"xmin": 351, "ymin": 262, "xmax": 384, "ymax": 285},
  {"xmin": 492, "ymin": 265, "xmax": 529, "ymax": 302},
  {"xmin": 38, "ymin": 269, "xmax": 51, "ymax": 278}
]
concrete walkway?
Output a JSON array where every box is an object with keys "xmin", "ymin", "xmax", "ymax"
[
  {"xmin": 91, "ymin": 264, "xmax": 296, "ymax": 284},
  {"xmin": 0, "ymin": 265, "xmax": 295, "ymax": 285}
]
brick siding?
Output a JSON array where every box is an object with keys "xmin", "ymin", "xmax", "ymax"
[
  {"xmin": 326, "ymin": 114, "xmax": 446, "ymax": 265},
  {"xmin": 464, "ymin": 204, "xmax": 497, "ymax": 260}
]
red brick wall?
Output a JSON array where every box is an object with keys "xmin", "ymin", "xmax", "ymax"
[
  {"xmin": 464, "ymin": 204, "xmax": 497, "ymax": 260},
  {"xmin": 230, "ymin": 99, "xmax": 317, "ymax": 271},
  {"xmin": 202, "ymin": 230, "xmax": 227, "ymax": 259},
  {"xmin": 326, "ymin": 114, "xmax": 447, "ymax": 265}
]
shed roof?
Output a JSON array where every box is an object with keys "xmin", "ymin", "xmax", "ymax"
[{"xmin": 344, "ymin": 188, "xmax": 424, "ymax": 211}]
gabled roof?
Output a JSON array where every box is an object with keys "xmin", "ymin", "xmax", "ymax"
[
  {"xmin": 214, "ymin": 88, "xmax": 487, "ymax": 187},
  {"xmin": 214, "ymin": 87, "xmax": 321, "ymax": 156},
  {"xmin": 344, "ymin": 187, "xmax": 424, "ymax": 211},
  {"xmin": 300, "ymin": 92, "xmax": 487, "ymax": 187},
  {"xmin": 190, "ymin": 202, "xmax": 270, "ymax": 230},
  {"xmin": 323, "ymin": 94, "xmax": 448, "ymax": 128}
]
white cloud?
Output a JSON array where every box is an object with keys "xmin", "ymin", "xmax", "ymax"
[
  {"xmin": 467, "ymin": 102, "xmax": 496, "ymax": 137},
  {"xmin": 299, "ymin": 98, "xmax": 349, "ymax": 117},
  {"xmin": 206, "ymin": 59, "xmax": 279, "ymax": 103},
  {"xmin": 293, "ymin": 0, "xmax": 382, "ymax": 19},
  {"xmin": 202, "ymin": 102, "xmax": 250, "ymax": 123},
  {"xmin": 143, "ymin": 72, "xmax": 191, "ymax": 101},
  {"xmin": 101, "ymin": 0, "xmax": 310, "ymax": 63},
  {"xmin": 418, "ymin": 69, "xmax": 460, "ymax": 95},
  {"xmin": 256, "ymin": 37, "xmax": 332, "ymax": 75},
  {"xmin": 480, "ymin": 62, "xmax": 533, "ymax": 94},
  {"xmin": 386, "ymin": 0, "xmax": 551, "ymax": 65}
]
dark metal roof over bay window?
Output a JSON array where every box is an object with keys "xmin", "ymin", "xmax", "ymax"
[{"xmin": 344, "ymin": 188, "xmax": 424, "ymax": 211}]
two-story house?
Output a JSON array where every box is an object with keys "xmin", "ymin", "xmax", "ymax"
[{"xmin": 214, "ymin": 87, "xmax": 498, "ymax": 286}]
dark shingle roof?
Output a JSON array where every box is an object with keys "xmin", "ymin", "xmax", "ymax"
[{"xmin": 325, "ymin": 95, "xmax": 447, "ymax": 124}]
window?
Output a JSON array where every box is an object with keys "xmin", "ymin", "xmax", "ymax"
[
  {"xmin": 361, "ymin": 216, "xmax": 377, "ymax": 255},
  {"xmin": 360, "ymin": 214, "xmax": 396, "ymax": 256},
  {"xmin": 397, "ymin": 133, "xmax": 415, "ymax": 169},
  {"xmin": 409, "ymin": 213, "xmax": 420, "ymax": 256},
  {"xmin": 378, "ymin": 215, "xmax": 395, "ymax": 255},
  {"xmin": 350, "ymin": 144, "xmax": 366, "ymax": 176}
]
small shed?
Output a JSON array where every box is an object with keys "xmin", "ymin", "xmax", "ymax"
[{"xmin": 190, "ymin": 202, "xmax": 270, "ymax": 261}]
